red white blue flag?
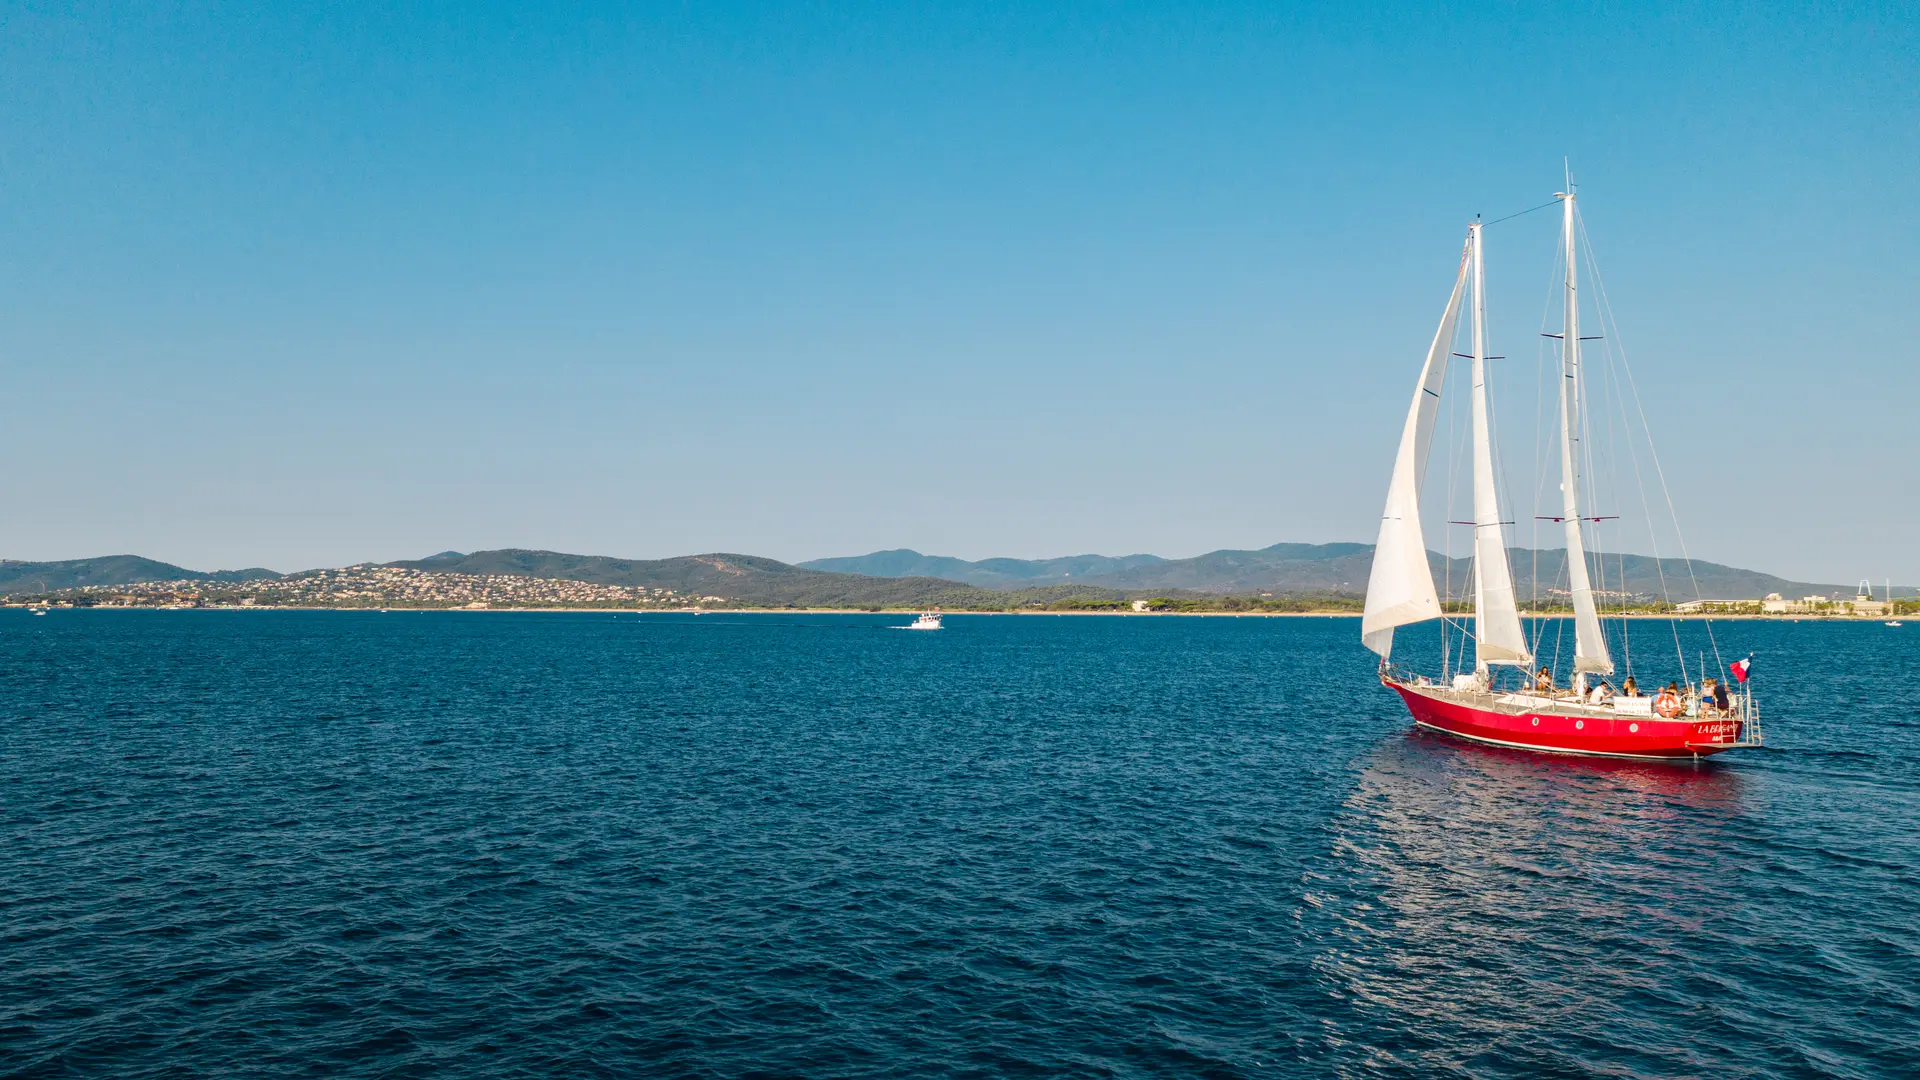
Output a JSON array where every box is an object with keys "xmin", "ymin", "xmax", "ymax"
[{"xmin": 1729, "ymin": 656, "xmax": 1753, "ymax": 683}]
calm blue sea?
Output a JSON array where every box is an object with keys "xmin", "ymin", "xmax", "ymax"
[{"xmin": 2, "ymin": 611, "xmax": 1915, "ymax": 1078}]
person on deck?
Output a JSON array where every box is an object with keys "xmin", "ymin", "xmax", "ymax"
[
  {"xmin": 1700, "ymin": 677, "xmax": 1721, "ymax": 715},
  {"xmin": 1622, "ymin": 676, "xmax": 1639, "ymax": 697},
  {"xmin": 1653, "ymin": 681, "xmax": 1684, "ymax": 718},
  {"xmin": 1713, "ymin": 678, "xmax": 1732, "ymax": 713},
  {"xmin": 1535, "ymin": 667, "xmax": 1554, "ymax": 693}
]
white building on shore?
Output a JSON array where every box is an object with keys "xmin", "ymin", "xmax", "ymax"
[{"xmin": 1755, "ymin": 590, "xmax": 1892, "ymax": 617}]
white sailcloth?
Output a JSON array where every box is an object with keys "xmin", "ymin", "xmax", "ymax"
[
  {"xmin": 1558, "ymin": 192, "xmax": 1613, "ymax": 676},
  {"xmin": 1467, "ymin": 223, "xmax": 1532, "ymax": 672},
  {"xmin": 1361, "ymin": 242, "xmax": 1471, "ymax": 659}
]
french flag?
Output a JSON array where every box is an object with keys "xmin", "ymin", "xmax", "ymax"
[{"xmin": 1729, "ymin": 656, "xmax": 1753, "ymax": 683}]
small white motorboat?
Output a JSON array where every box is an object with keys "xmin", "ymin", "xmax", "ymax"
[
  {"xmin": 903, "ymin": 611, "xmax": 943, "ymax": 631},
  {"xmin": 1890, "ymin": 620, "xmax": 1904, "ymax": 627}
]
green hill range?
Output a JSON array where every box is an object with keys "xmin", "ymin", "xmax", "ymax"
[
  {"xmin": 0, "ymin": 544, "xmax": 1897, "ymax": 609},
  {"xmin": 800, "ymin": 544, "xmax": 1878, "ymax": 603},
  {"xmin": 0, "ymin": 556, "xmax": 278, "ymax": 595}
]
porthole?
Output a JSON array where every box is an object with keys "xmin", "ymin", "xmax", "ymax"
[
  {"xmin": 1576, "ymin": 720, "xmax": 1584, "ymax": 730},
  {"xmin": 1531, "ymin": 718, "xmax": 1539, "ymax": 726},
  {"xmin": 1630, "ymin": 723, "xmax": 1639, "ymax": 733}
]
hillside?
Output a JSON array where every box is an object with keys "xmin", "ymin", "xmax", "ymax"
[
  {"xmin": 381, "ymin": 549, "xmax": 1007, "ymax": 608},
  {"xmin": 0, "ymin": 557, "xmax": 280, "ymax": 594},
  {"xmin": 1491, "ymin": 550, "xmax": 1828, "ymax": 606}
]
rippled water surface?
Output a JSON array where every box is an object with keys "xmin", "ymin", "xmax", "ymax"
[{"xmin": 2, "ymin": 611, "xmax": 1915, "ymax": 1077}]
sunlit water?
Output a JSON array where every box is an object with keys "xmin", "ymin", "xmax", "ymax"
[{"xmin": 2, "ymin": 611, "xmax": 1914, "ymax": 1077}]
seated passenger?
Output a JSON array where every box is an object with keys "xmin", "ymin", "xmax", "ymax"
[
  {"xmin": 1701, "ymin": 677, "xmax": 1723, "ymax": 715},
  {"xmin": 1588, "ymin": 680, "xmax": 1613, "ymax": 704},
  {"xmin": 1713, "ymin": 678, "xmax": 1732, "ymax": 713},
  {"xmin": 1621, "ymin": 675, "xmax": 1638, "ymax": 697},
  {"xmin": 1535, "ymin": 667, "xmax": 1554, "ymax": 693},
  {"xmin": 1654, "ymin": 682, "xmax": 1684, "ymax": 717}
]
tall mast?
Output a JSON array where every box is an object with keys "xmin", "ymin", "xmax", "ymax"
[
  {"xmin": 1557, "ymin": 186, "xmax": 1613, "ymax": 685},
  {"xmin": 1468, "ymin": 222, "xmax": 1532, "ymax": 676}
]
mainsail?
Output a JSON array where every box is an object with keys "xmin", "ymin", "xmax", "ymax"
[
  {"xmin": 1557, "ymin": 191, "xmax": 1614, "ymax": 677},
  {"xmin": 1466, "ymin": 223, "xmax": 1532, "ymax": 672},
  {"xmin": 1360, "ymin": 241, "xmax": 1470, "ymax": 660}
]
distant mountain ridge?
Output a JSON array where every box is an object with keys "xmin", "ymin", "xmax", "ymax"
[
  {"xmin": 802, "ymin": 545, "xmax": 1873, "ymax": 602},
  {"xmin": 799, "ymin": 548, "xmax": 1169, "ymax": 588}
]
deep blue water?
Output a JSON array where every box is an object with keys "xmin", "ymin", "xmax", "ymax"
[{"xmin": 2, "ymin": 611, "xmax": 1916, "ymax": 1078}]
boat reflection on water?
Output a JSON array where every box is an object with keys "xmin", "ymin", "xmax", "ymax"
[{"xmin": 1300, "ymin": 731, "xmax": 1751, "ymax": 1074}]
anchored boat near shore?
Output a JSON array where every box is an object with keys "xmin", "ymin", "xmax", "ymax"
[{"xmin": 1362, "ymin": 181, "xmax": 1760, "ymax": 760}]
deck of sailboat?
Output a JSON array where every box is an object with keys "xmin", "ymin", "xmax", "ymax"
[{"xmin": 1382, "ymin": 673, "xmax": 1739, "ymax": 720}]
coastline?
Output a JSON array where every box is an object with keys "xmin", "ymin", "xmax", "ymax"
[{"xmin": 5, "ymin": 605, "xmax": 1899, "ymax": 621}]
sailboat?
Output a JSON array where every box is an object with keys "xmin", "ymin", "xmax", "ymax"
[{"xmin": 1362, "ymin": 185, "xmax": 1761, "ymax": 759}]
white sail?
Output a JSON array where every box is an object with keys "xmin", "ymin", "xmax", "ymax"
[
  {"xmin": 1361, "ymin": 240, "xmax": 1471, "ymax": 659},
  {"xmin": 1467, "ymin": 223, "xmax": 1532, "ymax": 672},
  {"xmin": 1558, "ymin": 191, "xmax": 1613, "ymax": 677}
]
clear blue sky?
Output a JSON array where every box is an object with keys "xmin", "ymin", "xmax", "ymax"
[{"xmin": 1, "ymin": 1, "xmax": 1913, "ymax": 583}]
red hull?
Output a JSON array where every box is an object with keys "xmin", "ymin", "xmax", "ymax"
[{"xmin": 1388, "ymin": 682, "xmax": 1747, "ymax": 759}]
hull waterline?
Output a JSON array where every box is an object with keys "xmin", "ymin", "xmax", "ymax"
[{"xmin": 1388, "ymin": 681, "xmax": 1748, "ymax": 760}]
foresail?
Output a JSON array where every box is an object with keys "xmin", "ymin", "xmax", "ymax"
[
  {"xmin": 1559, "ymin": 192, "xmax": 1614, "ymax": 676},
  {"xmin": 1361, "ymin": 243, "xmax": 1470, "ymax": 659},
  {"xmin": 1467, "ymin": 223, "xmax": 1533, "ymax": 671},
  {"xmin": 1473, "ymin": 529, "xmax": 1531, "ymax": 666},
  {"xmin": 1567, "ymin": 546, "xmax": 1612, "ymax": 673}
]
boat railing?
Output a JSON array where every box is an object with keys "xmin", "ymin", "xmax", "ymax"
[{"xmin": 1742, "ymin": 693, "xmax": 1764, "ymax": 746}]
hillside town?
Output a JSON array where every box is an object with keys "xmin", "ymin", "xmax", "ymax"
[{"xmin": 4, "ymin": 565, "xmax": 731, "ymax": 610}]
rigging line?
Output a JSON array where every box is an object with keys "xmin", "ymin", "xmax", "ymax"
[
  {"xmin": 1619, "ymin": 547, "xmax": 1632, "ymax": 676},
  {"xmin": 1443, "ymin": 549, "xmax": 1474, "ymax": 676},
  {"xmin": 1574, "ymin": 268, "xmax": 1613, "ymax": 662},
  {"xmin": 1591, "ymin": 290, "xmax": 1631, "ymax": 672},
  {"xmin": 1451, "ymin": 290, "xmax": 1480, "ymax": 671},
  {"xmin": 1442, "ymin": 305, "xmax": 1469, "ymax": 676},
  {"xmin": 1460, "ymin": 557, "xmax": 1482, "ymax": 674},
  {"xmin": 1592, "ymin": 263, "xmax": 1634, "ymax": 678},
  {"xmin": 1576, "ymin": 212, "xmax": 1696, "ymax": 685},
  {"xmin": 1545, "ymin": 542, "xmax": 1571, "ymax": 676},
  {"xmin": 1483, "ymin": 198, "xmax": 1561, "ymax": 227},
  {"xmin": 1559, "ymin": 203, "xmax": 1619, "ymax": 676},
  {"xmin": 1552, "ymin": 596, "xmax": 1567, "ymax": 678},
  {"xmin": 1453, "ymin": 536, "xmax": 1478, "ymax": 673},
  {"xmin": 1579, "ymin": 210, "xmax": 1724, "ymax": 675},
  {"xmin": 1528, "ymin": 226, "xmax": 1564, "ymax": 652},
  {"xmin": 1578, "ymin": 227, "xmax": 1680, "ymax": 677}
]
